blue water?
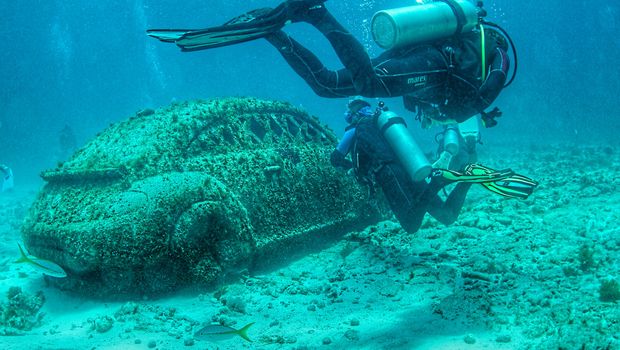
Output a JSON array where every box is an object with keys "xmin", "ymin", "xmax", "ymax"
[
  {"xmin": 1, "ymin": 0, "xmax": 619, "ymax": 185},
  {"xmin": 1, "ymin": 2, "xmax": 620, "ymax": 348}
]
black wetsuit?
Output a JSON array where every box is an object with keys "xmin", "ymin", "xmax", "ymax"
[
  {"xmin": 267, "ymin": 6, "xmax": 510, "ymax": 123},
  {"xmin": 331, "ymin": 115, "xmax": 472, "ymax": 234}
]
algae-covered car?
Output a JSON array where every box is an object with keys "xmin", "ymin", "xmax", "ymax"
[{"xmin": 21, "ymin": 98, "xmax": 381, "ymax": 296}]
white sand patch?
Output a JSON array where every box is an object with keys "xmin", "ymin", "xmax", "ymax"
[{"xmin": 1, "ymin": 144, "xmax": 619, "ymax": 349}]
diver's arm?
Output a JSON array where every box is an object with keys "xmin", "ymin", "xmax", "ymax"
[
  {"xmin": 330, "ymin": 150, "xmax": 353, "ymax": 170},
  {"xmin": 477, "ymin": 48, "xmax": 509, "ymax": 108},
  {"xmin": 330, "ymin": 128, "xmax": 355, "ymax": 170}
]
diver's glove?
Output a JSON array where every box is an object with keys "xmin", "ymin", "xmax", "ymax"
[
  {"xmin": 481, "ymin": 107, "xmax": 502, "ymax": 128},
  {"xmin": 330, "ymin": 149, "xmax": 353, "ymax": 170}
]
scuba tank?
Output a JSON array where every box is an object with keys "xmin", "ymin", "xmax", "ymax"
[
  {"xmin": 371, "ymin": 0, "xmax": 480, "ymax": 49},
  {"xmin": 433, "ymin": 117, "xmax": 479, "ymax": 169},
  {"xmin": 374, "ymin": 104, "xmax": 431, "ymax": 182},
  {"xmin": 443, "ymin": 126, "xmax": 460, "ymax": 156},
  {"xmin": 372, "ymin": 0, "xmax": 518, "ymax": 89},
  {"xmin": 432, "ymin": 125, "xmax": 459, "ymax": 169},
  {"xmin": 458, "ymin": 115, "xmax": 480, "ymax": 145}
]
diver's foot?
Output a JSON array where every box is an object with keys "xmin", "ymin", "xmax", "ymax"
[
  {"xmin": 285, "ymin": 0, "xmax": 328, "ymax": 23},
  {"xmin": 223, "ymin": 8, "xmax": 274, "ymax": 26}
]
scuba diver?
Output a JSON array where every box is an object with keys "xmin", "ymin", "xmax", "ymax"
[
  {"xmin": 1, "ymin": 164, "xmax": 14, "ymax": 192},
  {"xmin": 58, "ymin": 124, "xmax": 78, "ymax": 161},
  {"xmin": 331, "ymin": 97, "xmax": 537, "ymax": 234},
  {"xmin": 147, "ymin": 0, "xmax": 516, "ymax": 128},
  {"xmin": 147, "ymin": 0, "xmax": 531, "ymax": 233}
]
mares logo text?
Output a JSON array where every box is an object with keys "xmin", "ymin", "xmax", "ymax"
[{"xmin": 407, "ymin": 75, "xmax": 427, "ymax": 86}]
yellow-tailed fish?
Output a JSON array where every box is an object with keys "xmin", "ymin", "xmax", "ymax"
[
  {"xmin": 194, "ymin": 322, "xmax": 254, "ymax": 342},
  {"xmin": 15, "ymin": 242, "xmax": 67, "ymax": 278}
]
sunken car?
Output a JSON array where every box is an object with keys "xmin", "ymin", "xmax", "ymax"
[{"xmin": 21, "ymin": 98, "xmax": 380, "ymax": 296}]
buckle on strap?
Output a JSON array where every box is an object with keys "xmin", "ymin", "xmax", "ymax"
[{"xmin": 437, "ymin": 0, "xmax": 468, "ymax": 36}]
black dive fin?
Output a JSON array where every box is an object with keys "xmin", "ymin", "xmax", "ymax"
[
  {"xmin": 175, "ymin": 24, "xmax": 282, "ymax": 51},
  {"xmin": 147, "ymin": 6, "xmax": 288, "ymax": 51},
  {"xmin": 147, "ymin": 0, "xmax": 328, "ymax": 51},
  {"xmin": 147, "ymin": 29, "xmax": 196, "ymax": 43}
]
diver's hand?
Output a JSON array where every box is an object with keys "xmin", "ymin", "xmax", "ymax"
[{"xmin": 481, "ymin": 107, "xmax": 502, "ymax": 128}]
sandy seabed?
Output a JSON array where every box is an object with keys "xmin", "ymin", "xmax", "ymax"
[{"xmin": 1, "ymin": 144, "xmax": 619, "ymax": 350}]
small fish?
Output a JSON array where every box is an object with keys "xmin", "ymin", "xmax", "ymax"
[
  {"xmin": 194, "ymin": 322, "xmax": 254, "ymax": 342},
  {"xmin": 15, "ymin": 242, "xmax": 67, "ymax": 278}
]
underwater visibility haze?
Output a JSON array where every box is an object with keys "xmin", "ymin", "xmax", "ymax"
[{"xmin": 0, "ymin": 0, "xmax": 619, "ymax": 349}]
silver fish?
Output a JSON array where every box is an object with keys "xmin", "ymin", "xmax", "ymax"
[
  {"xmin": 194, "ymin": 322, "xmax": 254, "ymax": 342},
  {"xmin": 15, "ymin": 242, "xmax": 67, "ymax": 278}
]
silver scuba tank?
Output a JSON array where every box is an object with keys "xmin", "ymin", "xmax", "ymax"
[
  {"xmin": 443, "ymin": 126, "xmax": 460, "ymax": 156},
  {"xmin": 432, "ymin": 125, "xmax": 459, "ymax": 169},
  {"xmin": 458, "ymin": 115, "xmax": 480, "ymax": 146},
  {"xmin": 375, "ymin": 111, "xmax": 431, "ymax": 182},
  {"xmin": 371, "ymin": 0, "xmax": 480, "ymax": 50}
]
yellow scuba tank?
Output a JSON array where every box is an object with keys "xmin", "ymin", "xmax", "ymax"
[
  {"xmin": 371, "ymin": 0, "xmax": 480, "ymax": 49},
  {"xmin": 375, "ymin": 110, "xmax": 431, "ymax": 182}
]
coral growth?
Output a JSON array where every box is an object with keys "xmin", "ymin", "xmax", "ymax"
[
  {"xmin": 21, "ymin": 98, "xmax": 381, "ymax": 297},
  {"xmin": 0, "ymin": 287, "xmax": 45, "ymax": 335},
  {"xmin": 599, "ymin": 279, "xmax": 620, "ymax": 302}
]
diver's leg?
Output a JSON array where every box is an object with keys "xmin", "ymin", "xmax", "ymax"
[
  {"xmin": 426, "ymin": 182, "xmax": 473, "ymax": 225},
  {"xmin": 434, "ymin": 117, "xmax": 480, "ymax": 170},
  {"xmin": 437, "ymin": 116, "xmax": 480, "ymax": 171},
  {"xmin": 376, "ymin": 164, "xmax": 427, "ymax": 234},
  {"xmin": 433, "ymin": 125, "xmax": 460, "ymax": 169},
  {"xmin": 294, "ymin": 4, "xmax": 389, "ymax": 96},
  {"xmin": 265, "ymin": 31, "xmax": 356, "ymax": 97}
]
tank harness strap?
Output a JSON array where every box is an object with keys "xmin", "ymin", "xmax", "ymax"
[
  {"xmin": 378, "ymin": 116, "xmax": 407, "ymax": 135},
  {"xmin": 442, "ymin": 45, "xmax": 456, "ymax": 106},
  {"xmin": 415, "ymin": 107, "xmax": 423, "ymax": 122},
  {"xmin": 480, "ymin": 24, "xmax": 486, "ymax": 81},
  {"xmin": 437, "ymin": 0, "xmax": 467, "ymax": 36},
  {"xmin": 352, "ymin": 150, "xmax": 381, "ymax": 201},
  {"xmin": 351, "ymin": 117, "xmax": 391, "ymax": 188}
]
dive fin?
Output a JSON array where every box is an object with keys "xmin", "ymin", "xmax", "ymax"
[
  {"xmin": 466, "ymin": 164, "xmax": 538, "ymax": 199},
  {"xmin": 175, "ymin": 24, "xmax": 281, "ymax": 51},
  {"xmin": 147, "ymin": 6, "xmax": 288, "ymax": 51},
  {"xmin": 147, "ymin": 29, "xmax": 197, "ymax": 43},
  {"xmin": 434, "ymin": 166, "xmax": 514, "ymax": 184},
  {"xmin": 147, "ymin": 0, "xmax": 328, "ymax": 51}
]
